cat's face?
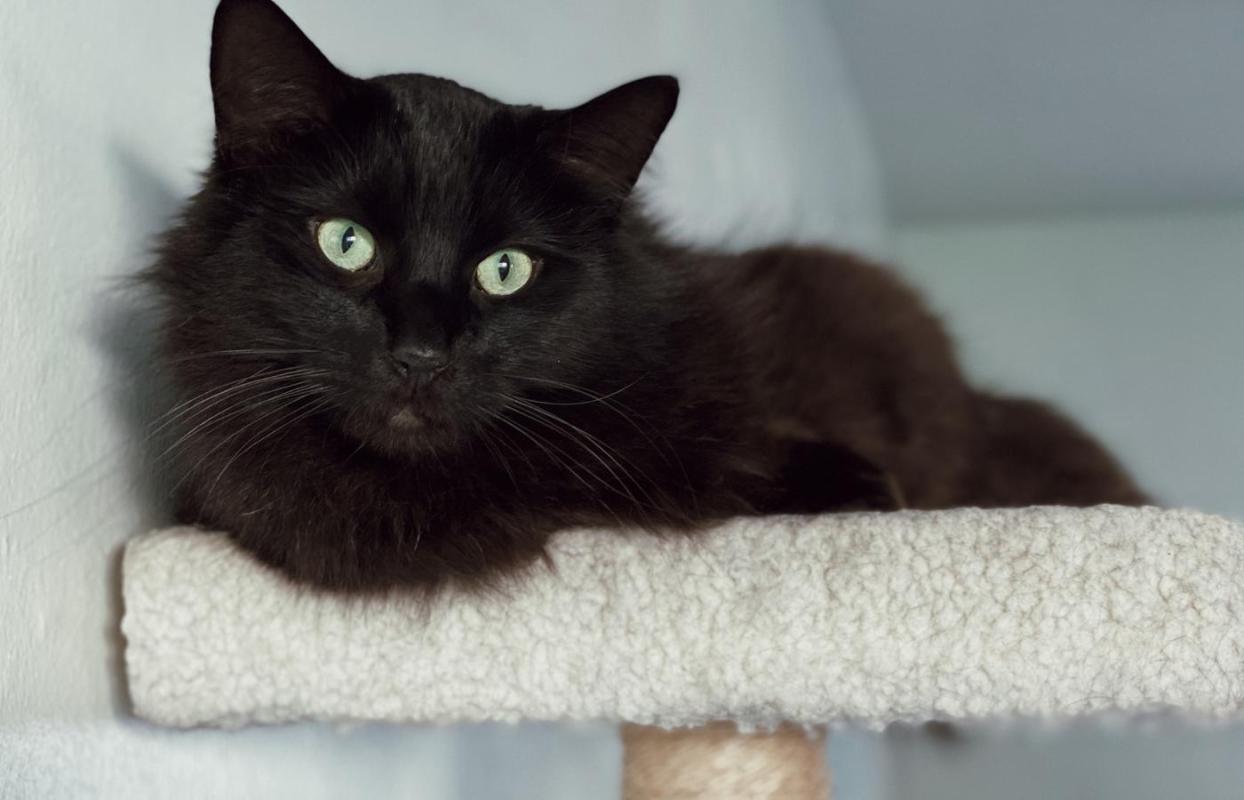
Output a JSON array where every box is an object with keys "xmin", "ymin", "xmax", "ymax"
[{"xmin": 156, "ymin": 0, "xmax": 677, "ymax": 458}]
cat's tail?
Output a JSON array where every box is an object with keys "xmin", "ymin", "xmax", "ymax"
[{"xmin": 971, "ymin": 393, "xmax": 1151, "ymax": 507}]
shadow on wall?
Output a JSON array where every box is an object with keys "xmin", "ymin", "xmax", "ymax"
[{"xmin": 93, "ymin": 143, "xmax": 185, "ymax": 715}]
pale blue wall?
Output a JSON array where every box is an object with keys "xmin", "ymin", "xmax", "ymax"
[{"xmin": 826, "ymin": 0, "xmax": 1244, "ymax": 221}]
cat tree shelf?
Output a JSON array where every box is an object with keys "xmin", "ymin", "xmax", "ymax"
[{"xmin": 123, "ymin": 506, "xmax": 1244, "ymax": 798}]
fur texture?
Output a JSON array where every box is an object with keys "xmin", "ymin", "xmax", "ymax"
[{"xmin": 146, "ymin": 0, "xmax": 1147, "ymax": 593}]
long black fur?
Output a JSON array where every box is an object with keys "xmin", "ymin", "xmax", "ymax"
[{"xmin": 145, "ymin": 0, "xmax": 1146, "ymax": 594}]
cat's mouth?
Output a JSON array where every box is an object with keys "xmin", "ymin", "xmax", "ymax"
[
  {"xmin": 355, "ymin": 398, "xmax": 459, "ymax": 457},
  {"xmin": 386, "ymin": 376, "xmax": 452, "ymax": 430},
  {"xmin": 372, "ymin": 380, "xmax": 463, "ymax": 451},
  {"xmin": 342, "ymin": 372, "xmax": 482, "ymax": 456},
  {"xmin": 388, "ymin": 406, "xmax": 428, "ymax": 430}
]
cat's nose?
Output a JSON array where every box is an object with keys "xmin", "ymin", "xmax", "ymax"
[{"xmin": 391, "ymin": 344, "xmax": 449, "ymax": 378}]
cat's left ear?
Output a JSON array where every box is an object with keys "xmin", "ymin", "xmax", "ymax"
[
  {"xmin": 209, "ymin": 0, "xmax": 354, "ymax": 159},
  {"xmin": 542, "ymin": 76, "xmax": 679, "ymax": 196}
]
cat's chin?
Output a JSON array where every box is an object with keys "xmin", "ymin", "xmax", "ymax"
[
  {"xmin": 335, "ymin": 399, "xmax": 465, "ymax": 459},
  {"xmin": 384, "ymin": 415, "xmax": 464, "ymax": 457}
]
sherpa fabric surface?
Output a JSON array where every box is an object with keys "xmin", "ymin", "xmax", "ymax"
[{"xmin": 122, "ymin": 506, "xmax": 1244, "ymax": 729}]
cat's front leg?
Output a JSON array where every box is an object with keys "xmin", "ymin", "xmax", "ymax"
[{"xmin": 759, "ymin": 439, "xmax": 903, "ymax": 514}]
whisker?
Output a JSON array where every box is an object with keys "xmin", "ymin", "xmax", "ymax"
[
  {"xmin": 206, "ymin": 393, "xmax": 333, "ymax": 497},
  {"xmin": 170, "ymin": 384, "xmax": 329, "ymax": 497},
  {"xmin": 475, "ymin": 421, "xmax": 521, "ymax": 491},
  {"xmin": 498, "ymin": 394, "xmax": 662, "ymax": 515},
  {"xmin": 491, "ymin": 372, "xmax": 648, "ymax": 407},
  {"xmin": 489, "ymin": 413, "xmax": 602, "ymax": 500},
  {"xmin": 488, "ymin": 370, "xmax": 684, "ymax": 470},
  {"xmin": 152, "ymin": 371, "xmax": 330, "ymax": 462},
  {"xmin": 507, "ymin": 400, "xmax": 635, "ymax": 486},
  {"xmin": 158, "ymin": 348, "xmax": 325, "ymax": 366},
  {"xmin": 147, "ymin": 365, "xmax": 325, "ymax": 434}
]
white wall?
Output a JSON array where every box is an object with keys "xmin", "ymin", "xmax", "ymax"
[
  {"xmin": 893, "ymin": 210, "xmax": 1244, "ymax": 521},
  {"xmin": 0, "ymin": 0, "xmax": 882, "ymax": 795}
]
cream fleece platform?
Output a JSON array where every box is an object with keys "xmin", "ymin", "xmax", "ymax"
[{"xmin": 122, "ymin": 506, "xmax": 1244, "ymax": 729}]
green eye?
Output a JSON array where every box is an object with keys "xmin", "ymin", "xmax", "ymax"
[
  {"xmin": 475, "ymin": 249, "xmax": 536, "ymax": 296},
  {"xmin": 315, "ymin": 218, "xmax": 376, "ymax": 272}
]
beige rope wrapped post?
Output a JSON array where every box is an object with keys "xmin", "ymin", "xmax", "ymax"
[{"xmin": 622, "ymin": 723, "xmax": 831, "ymax": 800}]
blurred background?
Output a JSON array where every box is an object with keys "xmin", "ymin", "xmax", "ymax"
[{"xmin": 1, "ymin": 0, "xmax": 1241, "ymax": 797}]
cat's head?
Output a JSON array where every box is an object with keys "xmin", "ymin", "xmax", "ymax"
[{"xmin": 152, "ymin": 0, "xmax": 678, "ymax": 458}]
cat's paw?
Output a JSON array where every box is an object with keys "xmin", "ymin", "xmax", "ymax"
[{"xmin": 765, "ymin": 440, "xmax": 903, "ymax": 513}]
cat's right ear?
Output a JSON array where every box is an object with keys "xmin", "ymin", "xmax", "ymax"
[
  {"xmin": 541, "ymin": 76, "xmax": 680, "ymax": 198},
  {"xmin": 209, "ymin": 0, "xmax": 352, "ymax": 159}
]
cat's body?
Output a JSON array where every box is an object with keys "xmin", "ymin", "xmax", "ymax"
[
  {"xmin": 689, "ymin": 244, "xmax": 1146, "ymax": 510},
  {"xmin": 151, "ymin": 0, "xmax": 1146, "ymax": 593}
]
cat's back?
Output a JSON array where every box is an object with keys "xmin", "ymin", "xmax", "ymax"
[
  {"xmin": 689, "ymin": 244, "xmax": 964, "ymax": 389},
  {"xmin": 686, "ymin": 244, "xmax": 978, "ymax": 506}
]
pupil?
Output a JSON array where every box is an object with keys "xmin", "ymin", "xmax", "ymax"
[
  {"xmin": 341, "ymin": 226, "xmax": 356, "ymax": 253},
  {"xmin": 497, "ymin": 253, "xmax": 511, "ymax": 281}
]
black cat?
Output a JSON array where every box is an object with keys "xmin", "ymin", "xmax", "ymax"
[{"xmin": 145, "ymin": 0, "xmax": 1147, "ymax": 593}]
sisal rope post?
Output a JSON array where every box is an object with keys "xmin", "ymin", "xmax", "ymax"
[{"xmin": 621, "ymin": 722, "xmax": 831, "ymax": 800}]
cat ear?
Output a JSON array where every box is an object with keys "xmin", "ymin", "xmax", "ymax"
[
  {"xmin": 544, "ymin": 76, "xmax": 679, "ymax": 195},
  {"xmin": 209, "ymin": 0, "xmax": 352, "ymax": 157}
]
